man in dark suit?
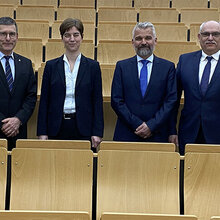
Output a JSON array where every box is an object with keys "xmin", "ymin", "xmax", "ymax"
[
  {"xmin": 37, "ymin": 18, "xmax": 104, "ymax": 150},
  {"xmin": 111, "ymin": 22, "xmax": 177, "ymax": 142},
  {"xmin": 0, "ymin": 17, "xmax": 37, "ymax": 150},
  {"xmin": 172, "ymin": 20, "xmax": 220, "ymax": 154}
]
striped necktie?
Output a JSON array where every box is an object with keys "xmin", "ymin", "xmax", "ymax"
[{"xmin": 4, "ymin": 56, "xmax": 13, "ymax": 91}]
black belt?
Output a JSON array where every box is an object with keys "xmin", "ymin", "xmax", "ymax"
[{"xmin": 63, "ymin": 113, "xmax": 76, "ymax": 119}]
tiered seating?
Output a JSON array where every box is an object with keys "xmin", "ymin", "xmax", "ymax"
[
  {"xmin": 172, "ymin": 0, "xmax": 208, "ymax": 9},
  {"xmin": 52, "ymin": 21, "xmax": 95, "ymax": 43},
  {"xmin": 101, "ymin": 213, "xmax": 198, "ymax": 220},
  {"xmin": 45, "ymin": 39, "xmax": 94, "ymax": 61},
  {"xmin": 180, "ymin": 8, "xmax": 219, "ymax": 26},
  {"xmin": 100, "ymin": 64, "xmax": 114, "ymax": 100},
  {"xmin": 16, "ymin": 6, "xmax": 55, "ymax": 25},
  {"xmin": 10, "ymin": 148, "xmax": 93, "ymax": 218},
  {"xmin": 97, "ymin": 150, "xmax": 180, "ymax": 219},
  {"xmin": 0, "ymin": 211, "xmax": 90, "ymax": 220},
  {"xmin": 97, "ymin": 22, "xmax": 135, "ymax": 42},
  {"xmin": 16, "ymin": 139, "xmax": 91, "ymax": 150},
  {"xmin": 60, "ymin": 0, "xmax": 94, "ymax": 7},
  {"xmin": 0, "ymin": 147, "xmax": 7, "ymax": 210},
  {"xmin": 0, "ymin": 5, "xmax": 15, "ymax": 18},
  {"xmin": 134, "ymin": 0, "xmax": 170, "ymax": 9},
  {"xmin": 139, "ymin": 8, "xmax": 179, "ymax": 23},
  {"xmin": 184, "ymin": 152, "xmax": 220, "ymax": 220},
  {"xmin": 14, "ymin": 38, "xmax": 43, "ymax": 71},
  {"xmin": 210, "ymin": 0, "xmax": 220, "ymax": 8},
  {"xmin": 154, "ymin": 23, "xmax": 188, "ymax": 42},
  {"xmin": 98, "ymin": 8, "xmax": 137, "ymax": 23},
  {"xmin": 16, "ymin": 20, "xmax": 50, "ymax": 45},
  {"xmin": 21, "ymin": 0, "xmax": 58, "ymax": 7},
  {"xmin": 57, "ymin": 7, "xmax": 96, "ymax": 24},
  {"xmin": 0, "ymin": 0, "xmax": 19, "ymax": 5},
  {"xmin": 185, "ymin": 144, "xmax": 220, "ymax": 153},
  {"xmin": 97, "ymin": 41, "xmax": 134, "ymax": 65},
  {"xmin": 189, "ymin": 24, "xmax": 200, "ymax": 43},
  {"xmin": 97, "ymin": 0, "xmax": 132, "ymax": 8},
  {"xmin": 100, "ymin": 141, "xmax": 176, "ymax": 151},
  {"xmin": 154, "ymin": 41, "xmax": 200, "ymax": 65},
  {"xmin": 0, "ymin": 139, "xmax": 7, "ymax": 149}
]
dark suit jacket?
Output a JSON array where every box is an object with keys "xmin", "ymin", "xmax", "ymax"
[
  {"xmin": 37, "ymin": 54, "xmax": 104, "ymax": 138},
  {"xmin": 0, "ymin": 53, "xmax": 37, "ymax": 143},
  {"xmin": 175, "ymin": 50, "xmax": 220, "ymax": 154},
  {"xmin": 111, "ymin": 55, "xmax": 177, "ymax": 142}
]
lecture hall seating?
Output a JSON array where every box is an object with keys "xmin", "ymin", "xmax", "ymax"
[
  {"xmin": 0, "ymin": 147, "xmax": 7, "ymax": 210},
  {"xmin": 185, "ymin": 144, "xmax": 220, "ymax": 153},
  {"xmin": 16, "ymin": 139, "xmax": 91, "ymax": 150},
  {"xmin": 100, "ymin": 141, "xmax": 176, "ymax": 151},
  {"xmin": 59, "ymin": 0, "xmax": 94, "ymax": 8},
  {"xmin": 21, "ymin": 0, "xmax": 58, "ymax": 7},
  {"xmin": 171, "ymin": 0, "xmax": 208, "ymax": 9},
  {"xmin": 97, "ymin": 0, "xmax": 132, "ymax": 8},
  {"xmin": 101, "ymin": 213, "xmax": 198, "ymax": 220},
  {"xmin": 0, "ymin": 211, "xmax": 90, "ymax": 220},
  {"xmin": 184, "ymin": 152, "xmax": 220, "ymax": 220},
  {"xmin": 10, "ymin": 148, "xmax": 93, "ymax": 218},
  {"xmin": 134, "ymin": 0, "xmax": 170, "ymax": 9},
  {"xmin": 97, "ymin": 150, "xmax": 180, "ymax": 220}
]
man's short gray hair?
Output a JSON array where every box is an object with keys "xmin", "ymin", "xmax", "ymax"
[
  {"xmin": 199, "ymin": 20, "xmax": 220, "ymax": 33},
  {"xmin": 0, "ymin": 17, "xmax": 18, "ymax": 33},
  {"xmin": 132, "ymin": 22, "xmax": 156, "ymax": 39}
]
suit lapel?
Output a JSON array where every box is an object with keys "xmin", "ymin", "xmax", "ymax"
[
  {"xmin": 57, "ymin": 55, "xmax": 65, "ymax": 87},
  {"xmin": 207, "ymin": 54, "xmax": 220, "ymax": 92},
  {"xmin": 75, "ymin": 55, "xmax": 87, "ymax": 88},
  {"xmin": 0, "ymin": 58, "xmax": 9, "ymax": 92},
  {"xmin": 129, "ymin": 56, "xmax": 142, "ymax": 96},
  {"xmin": 145, "ymin": 56, "xmax": 159, "ymax": 97},
  {"xmin": 192, "ymin": 50, "xmax": 202, "ymax": 96},
  {"xmin": 13, "ymin": 53, "xmax": 23, "ymax": 94}
]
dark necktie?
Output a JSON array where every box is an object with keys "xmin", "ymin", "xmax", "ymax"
[
  {"xmin": 200, "ymin": 56, "xmax": 212, "ymax": 96},
  {"xmin": 4, "ymin": 56, "xmax": 13, "ymax": 91},
  {"xmin": 140, "ymin": 59, "xmax": 150, "ymax": 97}
]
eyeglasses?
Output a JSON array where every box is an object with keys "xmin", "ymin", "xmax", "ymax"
[
  {"xmin": 0, "ymin": 32, "xmax": 17, "ymax": 39},
  {"xmin": 200, "ymin": 32, "xmax": 220, "ymax": 38},
  {"xmin": 63, "ymin": 32, "xmax": 81, "ymax": 39}
]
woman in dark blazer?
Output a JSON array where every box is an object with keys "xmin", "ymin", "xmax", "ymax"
[{"xmin": 37, "ymin": 18, "xmax": 104, "ymax": 150}]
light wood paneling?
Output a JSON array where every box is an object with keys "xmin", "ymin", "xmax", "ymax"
[
  {"xmin": 97, "ymin": 150, "xmax": 180, "ymax": 220},
  {"xmin": 10, "ymin": 148, "xmax": 93, "ymax": 218},
  {"xmin": 0, "ymin": 147, "xmax": 7, "ymax": 210}
]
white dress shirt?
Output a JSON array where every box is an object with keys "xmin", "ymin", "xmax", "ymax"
[
  {"xmin": 63, "ymin": 53, "xmax": 81, "ymax": 114},
  {"xmin": 199, "ymin": 50, "xmax": 220, "ymax": 84},
  {"xmin": 137, "ymin": 54, "xmax": 154, "ymax": 83}
]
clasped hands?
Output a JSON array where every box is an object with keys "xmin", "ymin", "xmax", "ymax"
[
  {"xmin": 1, "ymin": 117, "xmax": 21, "ymax": 137},
  {"xmin": 135, "ymin": 122, "xmax": 152, "ymax": 139}
]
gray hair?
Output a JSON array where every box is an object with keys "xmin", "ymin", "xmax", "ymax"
[
  {"xmin": 199, "ymin": 20, "xmax": 220, "ymax": 33},
  {"xmin": 0, "ymin": 17, "xmax": 18, "ymax": 33},
  {"xmin": 132, "ymin": 22, "xmax": 156, "ymax": 39}
]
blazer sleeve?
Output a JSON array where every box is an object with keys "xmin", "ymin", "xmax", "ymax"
[
  {"xmin": 91, "ymin": 61, "xmax": 104, "ymax": 137},
  {"xmin": 146, "ymin": 62, "xmax": 177, "ymax": 133},
  {"xmin": 111, "ymin": 61, "xmax": 143, "ymax": 130},
  {"xmin": 15, "ymin": 60, "xmax": 37, "ymax": 125}
]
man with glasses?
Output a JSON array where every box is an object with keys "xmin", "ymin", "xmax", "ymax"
[
  {"xmin": 171, "ymin": 20, "xmax": 220, "ymax": 154},
  {"xmin": 0, "ymin": 17, "xmax": 36, "ymax": 150}
]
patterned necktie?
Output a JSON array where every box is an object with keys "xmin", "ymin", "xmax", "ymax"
[
  {"xmin": 200, "ymin": 56, "xmax": 213, "ymax": 96},
  {"xmin": 4, "ymin": 56, "xmax": 13, "ymax": 91},
  {"xmin": 140, "ymin": 59, "xmax": 150, "ymax": 97}
]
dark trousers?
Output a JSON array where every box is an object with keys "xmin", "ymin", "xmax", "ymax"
[{"xmin": 195, "ymin": 125, "xmax": 206, "ymax": 144}]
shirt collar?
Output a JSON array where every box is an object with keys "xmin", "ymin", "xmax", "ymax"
[
  {"xmin": 63, "ymin": 53, "xmax": 81, "ymax": 64},
  {"xmin": 0, "ymin": 51, "xmax": 14, "ymax": 60},
  {"xmin": 201, "ymin": 50, "xmax": 220, "ymax": 61},
  {"xmin": 137, "ymin": 54, "xmax": 154, "ymax": 63}
]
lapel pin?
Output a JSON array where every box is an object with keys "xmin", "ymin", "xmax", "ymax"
[{"xmin": 18, "ymin": 59, "xmax": 21, "ymax": 62}]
